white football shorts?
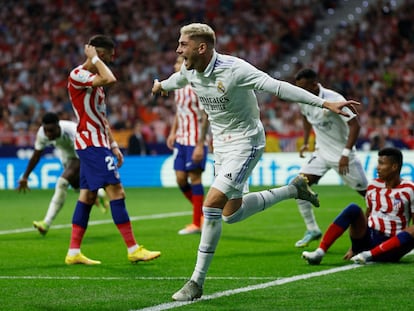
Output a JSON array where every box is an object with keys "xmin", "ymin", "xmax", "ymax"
[
  {"xmin": 212, "ymin": 141, "xmax": 265, "ymax": 200},
  {"xmin": 300, "ymin": 151, "xmax": 368, "ymax": 191}
]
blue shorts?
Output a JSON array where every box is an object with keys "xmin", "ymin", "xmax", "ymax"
[
  {"xmin": 77, "ymin": 147, "xmax": 121, "ymax": 191},
  {"xmin": 173, "ymin": 143, "xmax": 207, "ymax": 172},
  {"xmin": 352, "ymin": 228, "xmax": 414, "ymax": 262}
]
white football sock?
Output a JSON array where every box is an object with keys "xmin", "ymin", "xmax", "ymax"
[
  {"xmin": 297, "ymin": 199, "xmax": 320, "ymax": 231},
  {"xmin": 44, "ymin": 177, "xmax": 69, "ymax": 225},
  {"xmin": 191, "ymin": 207, "xmax": 222, "ymax": 286},
  {"xmin": 68, "ymin": 248, "xmax": 80, "ymax": 256},
  {"xmin": 222, "ymin": 186, "xmax": 295, "ymax": 224}
]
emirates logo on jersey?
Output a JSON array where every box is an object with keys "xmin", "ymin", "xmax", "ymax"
[{"xmin": 217, "ymin": 81, "xmax": 225, "ymax": 93}]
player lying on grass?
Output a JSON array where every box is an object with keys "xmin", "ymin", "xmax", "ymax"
[{"xmin": 302, "ymin": 147, "xmax": 414, "ymax": 265}]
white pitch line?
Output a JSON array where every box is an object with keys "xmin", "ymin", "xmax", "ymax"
[
  {"xmin": 132, "ymin": 264, "xmax": 362, "ymax": 311},
  {"xmin": 0, "ymin": 211, "xmax": 191, "ymax": 235}
]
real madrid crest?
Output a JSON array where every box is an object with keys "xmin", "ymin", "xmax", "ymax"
[{"xmin": 217, "ymin": 81, "xmax": 225, "ymax": 93}]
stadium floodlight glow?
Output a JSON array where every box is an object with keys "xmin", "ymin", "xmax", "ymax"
[
  {"xmin": 283, "ymin": 64, "xmax": 290, "ymax": 71},
  {"xmin": 299, "ymin": 50, "xmax": 306, "ymax": 57},
  {"xmin": 323, "ymin": 28, "xmax": 330, "ymax": 35},
  {"xmin": 315, "ymin": 35, "xmax": 322, "ymax": 42},
  {"xmin": 291, "ymin": 56, "xmax": 298, "ymax": 63},
  {"xmin": 307, "ymin": 42, "xmax": 314, "ymax": 49},
  {"xmin": 362, "ymin": 1, "xmax": 369, "ymax": 8},
  {"xmin": 355, "ymin": 7, "xmax": 362, "ymax": 14},
  {"xmin": 327, "ymin": 8, "xmax": 334, "ymax": 15},
  {"xmin": 348, "ymin": 14, "xmax": 355, "ymax": 21}
]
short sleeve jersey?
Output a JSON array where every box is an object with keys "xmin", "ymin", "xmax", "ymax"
[
  {"xmin": 366, "ymin": 178, "xmax": 414, "ymax": 236},
  {"xmin": 67, "ymin": 65, "xmax": 109, "ymax": 150},
  {"xmin": 34, "ymin": 120, "xmax": 78, "ymax": 161},
  {"xmin": 298, "ymin": 84, "xmax": 356, "ymax": 162}
]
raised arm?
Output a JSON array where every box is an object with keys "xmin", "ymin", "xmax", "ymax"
[{"xmin": 84, "ymin": 45, "xmax": 117, "ymax": 87}]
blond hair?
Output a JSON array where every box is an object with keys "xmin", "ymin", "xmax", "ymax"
[{"xmin": 180, "ymin": 23, "xmax": 216, "ymax": 48}]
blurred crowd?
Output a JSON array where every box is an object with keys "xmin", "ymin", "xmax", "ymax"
[{"xmin": 0, "ymin": 0, "xmax": 413, "ymax": 152}]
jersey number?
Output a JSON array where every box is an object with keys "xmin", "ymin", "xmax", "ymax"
[{"xmin": 105, "ymin": 156, "xmax": 116, "ymax": 171}]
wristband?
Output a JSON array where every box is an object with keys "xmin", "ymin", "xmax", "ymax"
[
  {"xmin": 91, "ymin": 55, "xmax": 100, "ymax": 64},
  {"xmin": 111, "ymin": 142, "xmax": 119, "ymax": 149},
  {"xmin": 342, "ymin": 148, "xmax": 351, "ymax": 157}
]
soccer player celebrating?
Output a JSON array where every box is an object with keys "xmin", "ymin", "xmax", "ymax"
[
  {"xmin": 152, "ymin": 23, "xmax": 360, "ymax": 301},
  {"xmin": 17, "ymin": 112, "xmax": 109, "ymax": 235},
  {"xmin": 167, "ymin": 55, "xmax": 209, "ymax": 235},
  {"xmin": 65, "ymin": 35, "xmax": 160, "ymax": 265},
  {"xmin": 293, "ymin": 68, "xmax": 368, "ymax": 248},
  {"xmin": 302, "ymin": 147, "xmax": 414, "ymax": 265}
]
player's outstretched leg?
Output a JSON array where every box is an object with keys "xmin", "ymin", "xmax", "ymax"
[{"xmin": 290, "ymin": 175, "xmax": 320, "ymax": 207}]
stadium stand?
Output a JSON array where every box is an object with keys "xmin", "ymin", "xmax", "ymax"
[{"xmin": 0, "ymin": 0, "xmax": 413, "ymax": 153}]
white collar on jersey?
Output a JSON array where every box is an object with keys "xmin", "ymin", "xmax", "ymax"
[{"xmin": 200, "ymin": 49, "xmax": 217, "ymax": 78}]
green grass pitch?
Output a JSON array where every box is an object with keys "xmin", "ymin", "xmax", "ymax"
[{"xmin": 1, "ymin": 186, "xmax": 413, "ymax": 310}]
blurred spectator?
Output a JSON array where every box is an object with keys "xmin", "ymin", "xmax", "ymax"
[
  {"xmin": 0, "ymin": 1, "xmax": 414, "ymax": 152},
  {"xmin": 127, "ymin": 121, "xmax": 148, "ymax": 156}
]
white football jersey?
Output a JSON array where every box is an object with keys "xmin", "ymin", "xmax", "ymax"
[
  {"xmin": 161, "ymin": 51, "xmax": 324, "ymax": 149},
  {"xmin": 298, "ymin": 84, "xmax": 356, "ymax": 162},
  {"xmin": 34, "ymin": 120, "xmax": 78, "ymax": 164}
]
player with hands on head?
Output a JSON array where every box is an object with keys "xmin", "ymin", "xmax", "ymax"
[
  {"xmin": 65, "ymin": 35, "xmax": 160, "ymax": 265},
  {"xmin": 17, "ymin": 112, "xmax": 109, "ymax": 235},
  {"xmin": 152, "ymin": 23, "xmax": 360, "ymax": 301},
  {"xmin": 293, "ymin": 68, "xmax": 368, "ymax": 248}
]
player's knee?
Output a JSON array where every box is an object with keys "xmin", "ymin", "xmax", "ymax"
[
  {"xmin": 344, "ymin": 203, "xmax": 362, "ymax": 217},
  {"xmin": 405, "ymin": 226, "xmax": 414, "ymax": 237},
  {"xmin": 202, "ymin": 207, "xmax": 222, "ymax": 221},
  {"xmin": 222, "ymin": 209, "xmax": 242, "ymax": 224},
  {"xmin": 333, "ymin": 203, "xmax": 362, "ymax": 228},
  {"xmin": 56, "ymin": 177, "xmax": 69, "ymax": 190}
]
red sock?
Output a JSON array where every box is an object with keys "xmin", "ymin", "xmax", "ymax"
[
  {"xmin": 320, "ymin": 223, "xmax": 345, "ymax": 252},
  {"xmin": 192, "ymin": 194, "xmax": 204, "ymax": 227},
  {"xmin": 69, "ymin": 224, "xmax": 86, "ymax": 249},
  {"xmin": 371, "ymin": 236, "xmax": 401, "ymax": 257},
  {"xmin": 116, "ymin": 222, "xmax": 137, "ymax": 248}
]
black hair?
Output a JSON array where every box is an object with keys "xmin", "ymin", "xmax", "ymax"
[
  {"xmin": 88, "ymin": 35, "xmax": 115, "ymax": 50},
  {"xmin": 42, "ymin": 112, "xmax": 59, "ymax": 125},
  {"xmin": 294, "ymin": 68, "xmax": 318, "ymax": 81},
  {"xmin": 378, "ymin": 147, "xmax": 403, "ymax": 169}
]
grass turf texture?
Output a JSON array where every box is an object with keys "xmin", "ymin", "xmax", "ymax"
[{"xmin": 1, "ymin": 186, "xmax": 413, "ymax": 310}]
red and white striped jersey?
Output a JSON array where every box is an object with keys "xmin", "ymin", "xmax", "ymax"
[
  {"xmin": 174, "ymin": 85, "xmax": 205, "ymax": 146},
  {"xmin": 367, "ymin": 178, "xmax": 414, "ymax": 236},
  {"xmin": 67, "ymin": 65, "xmax": 109, "ymax": 150}
]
